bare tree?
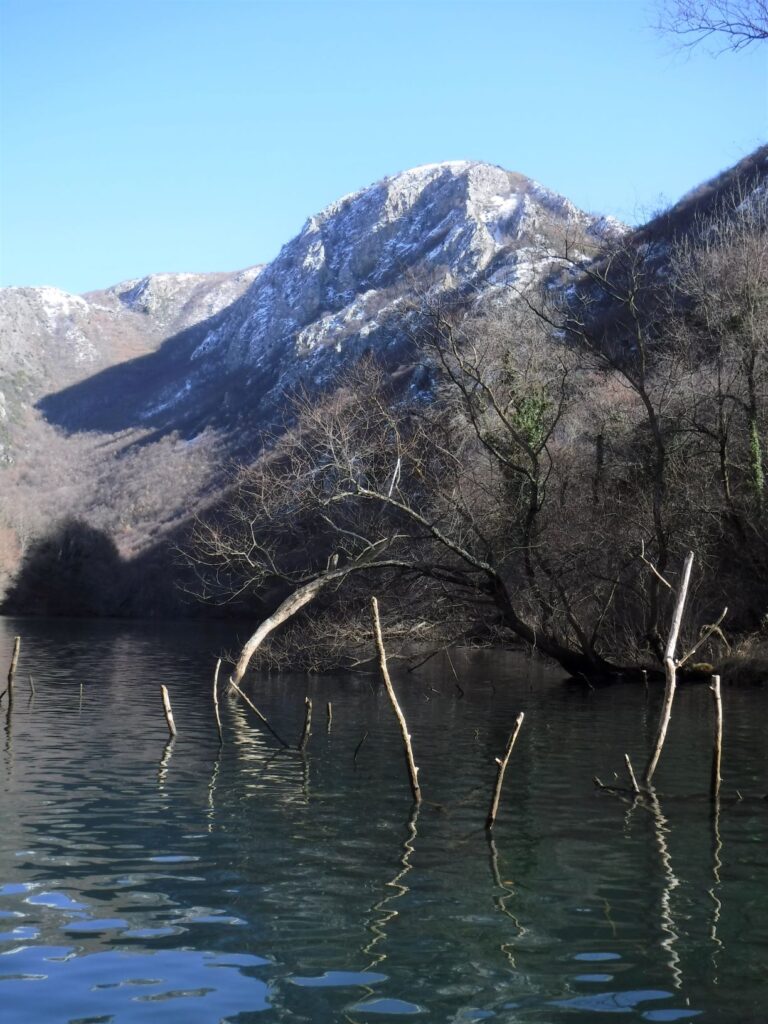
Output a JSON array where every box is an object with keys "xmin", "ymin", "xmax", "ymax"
[
  {"xmin": 190, "ymin": 337, "xmax": 636, "ymax": 677},
  {"xmin": 188, "ymin": 184, "xmax": 767, "ymax": 680},
  {"xmin": 672, "ymin": 185, "xmax": 768, "ymax": 511},
  {"xmin": 659, "ymin": 0, "xmax": 768, "ymax": 50}
]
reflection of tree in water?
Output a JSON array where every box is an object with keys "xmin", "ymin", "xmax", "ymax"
[
  {"xmin": 646, "ymin": 787, "xmax": 683, "ymax": 990},
  {"xmin": 709, "ymin": 791, "xmax": 724, "ymax": 981},
  {"xmin": 206, "ymin": 751, "xmax": 221, "ymax": 833},
  {"xmin": 362, "ymin": 802, "xmax": 420, "ymax": 971},
  {"xmin": 157, "ymin": 735, "xmax": 176, "ymax": 792},
  {"xmin": 486, "ymin": 829, "xmax": 528, "ymax": 969}
]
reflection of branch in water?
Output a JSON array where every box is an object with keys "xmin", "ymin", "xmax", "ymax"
[
  {"xmin": 622, "ymin": 792, "xmax": 642, "ymax": 835},
  {"xmin": 157, "ymin": 736, "xmax": 176, "ymax": 790},
  {"xmin": 487, "ymin": 829, "xmax": 527, "ymax": 969},
  {"xmin": 229, "ymin": 700, "xmax": 274, "ymax": 766},
  {"xmin": 3, "ymin": 695, "xmax": 11, "ymax": 764},
  {"xmin": 227, "ymin": 680, "xmax": 290, "ymax": 748},
  {"xmin": 647, "ymin": 786, "xmax": 683, "ymax": 990},
  {"xmin": 362, "ymin": 802, "xmax": 420, "ymax": 970},
  {"xmin": 228, "ymin": 700, "xmax": 296, "ymax": 804},
  {"xmin": 709, "ymin": 794, "xmax": 724, "ymax": 980},
  {"xmin": 207, "ymin": 754, "xmax": 221, "ymax": 833},
  {"xmin": 300, "ymin": 751, "xmax": 310, "ymax": 802},
  {"xmin": 601, "ymin": 898, "xmax": 618, "ymax": 939}
]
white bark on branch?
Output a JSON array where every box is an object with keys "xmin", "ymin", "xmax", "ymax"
[{"xmin": 371, "ymin": 596, "xmax": 421, "ymax": 804}]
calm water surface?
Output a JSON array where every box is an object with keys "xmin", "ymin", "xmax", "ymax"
[{"xmin": 0, "ymin": 617, "xmax": 766, "ymax": 1023}]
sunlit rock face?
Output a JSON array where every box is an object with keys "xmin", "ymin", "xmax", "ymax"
[
  {"xmin": 190, "ymin": 161, "xmax": 617, "ymax": 388},
  {"xmin": 137, "ymin": 160, "xmax": 618, "ymax": 435}
]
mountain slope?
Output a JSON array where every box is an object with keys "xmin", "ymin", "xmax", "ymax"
[
  {"xmin": 0, "ymin": 160, "xmax": 625, "ymax": 606},
  {"xmin": 34, "ymin": 162, "xmax": 618, "ymax": 439}
]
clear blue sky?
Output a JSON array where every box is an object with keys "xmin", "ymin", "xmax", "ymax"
[{"xmin": 0, "ymin": 0, "xmax": 765, "ymax": 294}]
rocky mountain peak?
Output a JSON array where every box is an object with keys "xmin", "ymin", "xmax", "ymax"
[{"xmin": 188, "ymin": 160, "xmax": 620, "ymax": 384}]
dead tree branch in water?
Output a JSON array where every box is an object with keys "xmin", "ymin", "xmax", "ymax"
[
  {"xmin": 371, "ymin": 596, "xmax": 421, "ymax": 803},
  {"xmin": 228, "ymin": 679, "xmax": 290, "ymax": 749},
  {"xmin": 486, "ymin": 712, "xmax": 525, "ymax": 829},
  {"xmin": 645, "ymin": 551, "xmax": 694, "ymax": 785},
  {"xmin": 160, "ymin": 685, "xmax": 177, "ymax": 738}
]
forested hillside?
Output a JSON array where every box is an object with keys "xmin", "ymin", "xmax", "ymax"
[{"xmin": 189, "ymin": 147, "xmax": 768, "ymax": 677}]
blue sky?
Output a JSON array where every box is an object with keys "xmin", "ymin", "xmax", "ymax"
[{"xmin": 0, "ymin": 0, "xmax": 765, "ymax": 294}]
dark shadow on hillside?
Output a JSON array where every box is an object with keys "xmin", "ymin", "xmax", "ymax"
[
  {"xmin": 0, "ymin": 516, "xmax": 274, "ymax": 621},
  {"xmin": 34, "ymin": 304, "xmax": 417, "ymax": 456},
  {"xmin": 1, "ymin": 519, "xmax": 131, "ymax": 617},
  {"xmin": 34, "ymin": 307, "xmax": 257, "ymax": 439}
]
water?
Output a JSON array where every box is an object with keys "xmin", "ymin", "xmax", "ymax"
[{"xmin": 0, "ymin": 617, "xmax": 766, "ymax": 1023}]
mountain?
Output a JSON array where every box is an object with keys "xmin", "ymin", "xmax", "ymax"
[
  {"xmin": 0, "ymin": 160, "xmax": 621, "ymax": 609},
  {"xmin": 27, "ymin": 162, "xmax": 621, "ymax": 439},
  {"xmin": 0, "ymin": 266, "xmax": 263, "ymax": 439},
  {"xmin": 13, "ymin": 146, "xmax": 765, "ymax": 617}
]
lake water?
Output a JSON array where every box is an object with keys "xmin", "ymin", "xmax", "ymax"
[{"xmin": 0, "ymin": 617, "xmax": 766, "ymax": 1023}]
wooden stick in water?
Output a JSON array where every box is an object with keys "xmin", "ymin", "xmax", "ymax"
[
  {"xmin": 1, "ymin": 636, "xmax": 21, "ymax": 702},
  {"xmin": 212, "ymin": 658, "xmax": 223, "ymax": 744},
  {"xmin": 710, "ymin": 674, "xmax": 723, "ymax": 800},
  {"xmin": 486, "ymin": 712, "xmax": 525, "ymax": 830},
  {"xmin": 624, "ymin": 753, "xmax": 641, "ymax": 796},
  {"xmin": 644, "ymin": 551, "xmax": 694, "ymax": 785},
  {"xmin": 160, "ymin": 684, "xmax": 177, "ymax": 737},
  {"xmin": 326, "ymin": 701, "xmax": 333, "ymax": 731},
  {"xmin": 7, "ymin": 636, "xmax": 20, "ymax": 689},
  {"xmin": 29, "ymin": 675, "xmax": 36, "ymax": 695},
  {"xmin": 353, "ymin": 729, "xmax": 368, "ymax": 767},
  {"xmin": 299, "ymin": 697, "xmax": 312, "ymax": 751},
  {"xmin": 371, "ymin": 596, "xmax": 421, "ymax": 803}
]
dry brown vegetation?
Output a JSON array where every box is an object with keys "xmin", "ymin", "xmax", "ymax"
[{"xmin": 190, "ymin": 185, "xmax": 768, "ymax": 678}]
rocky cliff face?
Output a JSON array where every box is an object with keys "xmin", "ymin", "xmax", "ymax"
[
  {"xmin": 0, "ymin": 160, "xmax": 622, "ymax": 605},
  {"xmin": 17, "ymin": 162, "xmax": 619, "ymax": 438},
  {"xmin": 134, "ymin": 161, "xmax": 620, "ymax": 432}
]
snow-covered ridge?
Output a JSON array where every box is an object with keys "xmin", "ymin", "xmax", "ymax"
[
  {"xmin": 1, "ymin": 160, "xmax": 627, "ymax": 435},
  {"xmin": 0, "ymin": 266, "xmax": 264, "ymax": 402},
  {"xmin": 187, "ymin": 160, "xmax": 623, "ymax": 381},
  {"xmin": 99, "ymin": 265, "xmax": 265, "ymax": 329}
]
